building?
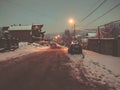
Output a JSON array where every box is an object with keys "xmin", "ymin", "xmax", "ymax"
[
  {"xmin": 7, "ymin": 24, "xmax": 44, "ymax": 42},
  {"xmin": 98, "ymin": 20, "xmax": 120, "ymax": 38}
]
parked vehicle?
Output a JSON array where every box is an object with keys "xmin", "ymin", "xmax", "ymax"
[
  {"xmin": 68, "ymin": 43, "xmax": 82, "ymax": 54},
  {"xmin": 68, "ymin": 41, "xmax": 84, "ymax": 57},
  {"xmin": 50, "ymin": 42, "xmax": 58, "ymax": 49}
]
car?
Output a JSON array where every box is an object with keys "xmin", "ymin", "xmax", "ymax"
[
  {"xmin": 68, "ymin": 42, "xmax": 83, "ymax": 55},
  {"xmin": 50, "ymin": 42, "xmax": 58, "ymax": 49}
]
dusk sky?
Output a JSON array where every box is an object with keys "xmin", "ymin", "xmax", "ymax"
[{"xmin": 0, "ymin": 0, "xmax": 120, "ymax": 33}]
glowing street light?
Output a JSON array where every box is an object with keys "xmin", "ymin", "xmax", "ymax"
[
  {"xmin": 69, "ymin": 19, "xmax": 74, "ymax": 24},
  {"xmin": 68, "ymin": 18, "xmax": 76, "ymax": 39}
]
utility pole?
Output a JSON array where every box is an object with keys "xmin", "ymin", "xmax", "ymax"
[
  {"xmin": 73, "ymin": 24, "xmax": 76, "ymax": 40},
  {"xmin": 68, "ymin": 18, "xmax": 76, "ymax": 40}
]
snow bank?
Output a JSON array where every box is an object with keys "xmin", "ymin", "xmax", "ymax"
[
  {"xmin": 0, "ymin": 42, "xmax": 49, "ymax": 61},
  {"xmin": 83, "ymin": 50, "xmax": 120, "ymax": 75},
  {"xmin": 65, "ymin": 54, "xmax": 84, "ymax": 82},
  {"xmin": 65, "ymin": 49, "xmax": 120, "ymax": 90},
  {"xmin": 83, "ymin": 50, "xmax": 120, "ymax": 89}
]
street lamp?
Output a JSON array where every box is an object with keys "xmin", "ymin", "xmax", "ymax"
[{"xmin": 68, "ymin": 19, "xmax": 76, "ymax": 40}]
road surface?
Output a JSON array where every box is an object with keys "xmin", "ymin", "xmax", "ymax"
[{"xmin": 0, "ymin": 48, "xmax": 110, "ymax": 90}]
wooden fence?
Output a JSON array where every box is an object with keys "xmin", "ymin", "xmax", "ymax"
[{"xmin": 87, "ymin": 37, "xmax": 120, "ymax": 56}]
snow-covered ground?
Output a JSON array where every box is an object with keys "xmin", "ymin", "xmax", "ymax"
[
  {"xmin": 0, "ymin": 42, "xmax": 49, "ymax": 61},
  {"xmin": 65, "ymin": 50, "xmax": 120, "ymax": 90},
  {"xmin": 0, "ymin": 43, "xmax": 120, "ymax": 89}
]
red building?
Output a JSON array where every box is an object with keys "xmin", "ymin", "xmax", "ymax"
[{"xmin": 8, "ymin": 24, "xmax": 44, "ymax": 42}]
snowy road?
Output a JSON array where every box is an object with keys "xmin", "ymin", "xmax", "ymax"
[{"xmin": 0, "ymin": 48, "xmax": 110, "ymax": 90}]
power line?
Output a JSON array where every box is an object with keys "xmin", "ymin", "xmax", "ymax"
[
  {"xmin": 86, "ymin": 3, "xmax": 120, "ymax": 26},
  {"xmin": 80, "ymin": 0, "xmax": 107, "ymax": 23}
]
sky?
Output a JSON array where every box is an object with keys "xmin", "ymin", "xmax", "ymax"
[{"xmin": 0, "ymin": 0, "xmax": 120, "ymax": 33}]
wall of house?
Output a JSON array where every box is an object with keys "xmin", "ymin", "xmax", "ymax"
[
  {"xmin": 9, "ymin": 30, "xmax": 32, "ymax": 42},
  {"xmin": 87, "ymin": 37, "xmax": 120, "ymax": 56}
]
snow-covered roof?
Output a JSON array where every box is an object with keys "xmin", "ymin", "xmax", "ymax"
[
  {"xmin": 87, "ymin": 32, "xmax": 97, "ymax": 37},
  {"xmin": 8, "ymin": 25, "xmax": 32, "ymax": 31}
]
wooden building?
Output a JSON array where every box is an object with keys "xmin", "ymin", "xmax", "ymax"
[{"xmin": 8, "ymin": 24, "xmax": 43, "ymax": 42}]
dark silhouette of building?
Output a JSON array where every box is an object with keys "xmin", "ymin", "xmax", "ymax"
[{"xmin": 7, "ymin": 24, "xmax": 45, "ymax": 42}]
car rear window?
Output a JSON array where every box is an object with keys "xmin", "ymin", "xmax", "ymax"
[{"xmin": 74, "ymin": 44, "xmax": 80, "ymax": 48}]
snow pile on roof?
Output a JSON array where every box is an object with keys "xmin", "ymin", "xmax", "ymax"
[
  {"xmin": 65, "ymin": 50, "xmax": 120, "ymax": 89},
  {"xmin": 8, "ymin": 25, "xmax": 32, "ymax": 31},
  {"xmin": 87, "ymin": 32, "xmax": 97, "ymax": 37},
  {"xmin": 0, "ymin": 42, "xmax": 49, "ymax": 61}
]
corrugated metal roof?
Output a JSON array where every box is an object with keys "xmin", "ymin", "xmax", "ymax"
[{"xmin": 8, "ymin": 25, "xmax": 32, "ymax": 31}]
